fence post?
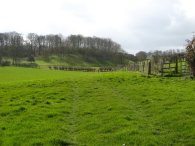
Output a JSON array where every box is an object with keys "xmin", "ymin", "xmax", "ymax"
[
  {"xmin": 148, "ymin": 60, "xmax": 151, "ymax": 75},
  {"xmin": 175, "ymin": 56, "xmax": 178, "ymax": 74},
  {"xmin": 161, "ymin": 59, "xmax": 164, "ymax": 76},
  {"xmin": 143, "ymin": 61, "xmax": 145, "ymax": 73}
]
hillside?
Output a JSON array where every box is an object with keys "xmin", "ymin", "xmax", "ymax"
[
  {"xmin": 35, "ymin": 54, "xmax": 130, "ymax": 67},
  {"xmin": 0, "ymin": 67, "xmax": 195, "ymax": 145}
]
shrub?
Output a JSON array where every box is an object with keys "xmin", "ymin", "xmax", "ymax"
[
  {"xmin": 0, "ymin": 60, "xmax": 11, "ymax": 66},
  {"xmin": 186, "ymin": 38, "xmax": 195, "ymax": 76},
  {"xmin": 16, "ymin": 63, "xmax": 39, "ymax": 68}
]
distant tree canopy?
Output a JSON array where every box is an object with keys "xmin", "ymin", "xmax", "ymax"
[
  {"xmin": 0, "ymin": 32, "xmax": 136, "ymax": 65},
  {"xmin": 136, "ymin": 51, "xmax": 147, "ymax": 61}
]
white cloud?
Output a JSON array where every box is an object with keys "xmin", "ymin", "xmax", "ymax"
[
  {"xmin": 180, "ymin": 0, "xmax": 195, "ymax": 19},
  {"xmin": 0, "ymin": 0, "xmax": 194, "ymax": 54}
]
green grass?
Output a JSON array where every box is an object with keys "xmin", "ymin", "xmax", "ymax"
[
  {"xmin": 1, "ymin": 67, "xmax": 195, "ymax": 145},
  {"xmin": 0, "ymin": 67, "xmax": 99, "ymax": 84}
]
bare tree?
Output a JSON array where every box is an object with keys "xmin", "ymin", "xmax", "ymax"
[{"xmin": 27, "ymin": 33, "xmax": 38, "ymax": 57}]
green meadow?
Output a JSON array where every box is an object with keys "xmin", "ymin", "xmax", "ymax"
[{"xmin": 0, "ymin": 67, "xmax": 195, "ymax": 146}]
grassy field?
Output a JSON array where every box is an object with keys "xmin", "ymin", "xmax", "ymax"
[{"xmin": 0, "ymin": 67, "xmax": 195, "ymax": 146}]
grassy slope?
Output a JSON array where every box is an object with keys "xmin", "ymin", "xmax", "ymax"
[
  {"xmin": 0, "ymin": 67, "xmax": 195, "ymax": 145},
  {"xmin": 35, "ymin": 55, "xmax": 116, "ymax": 67}
]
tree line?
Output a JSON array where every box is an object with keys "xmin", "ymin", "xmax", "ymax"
[
  {"xmin": 0, "ymin": 31, "xmax": 136, "ymax": 66},
  {"xmin": 1, "ymin": 31, "xmax": 188, "ymax": 68},
  {"xmin": 135, "ymin": 49, "xmax": 185, "ymax": 62}
]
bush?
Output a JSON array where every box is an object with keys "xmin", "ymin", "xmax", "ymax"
[
  {"xmin": 15, "ymin": 63, "xmax": 39, "ymax": 68},
  {"xmin": 27, "ymin": 55, "xmax": 35, "ymax": 62},
  {"xmin": 0, "ymin": 60, "xmax": 11, "ymax": 66}
]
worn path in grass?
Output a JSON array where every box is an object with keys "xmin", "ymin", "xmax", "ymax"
[{"xmin": 0, "ymin": 67, "xmax": 195, "ymax": 145}]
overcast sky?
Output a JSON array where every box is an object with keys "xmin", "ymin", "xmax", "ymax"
[{"xmin": 0, "ymin": 0, "xmax": 195, "ymax": 54}]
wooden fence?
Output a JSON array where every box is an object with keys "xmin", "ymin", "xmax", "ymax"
[
  {"xmin": 48, "ymin": 66, "xmax": 115, "ymax": 72},
  {"xmin": 46, "ymin": 56, "xmax": 191, "ymax": 76},
  {"xmin": 128, "ymin": 56, "xmax": 191, "ymax": 77}
]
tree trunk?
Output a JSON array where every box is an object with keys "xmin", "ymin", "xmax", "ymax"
[{"xmin": 191, "ymin": 65, "xmax": 195, "ymax": 76}]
